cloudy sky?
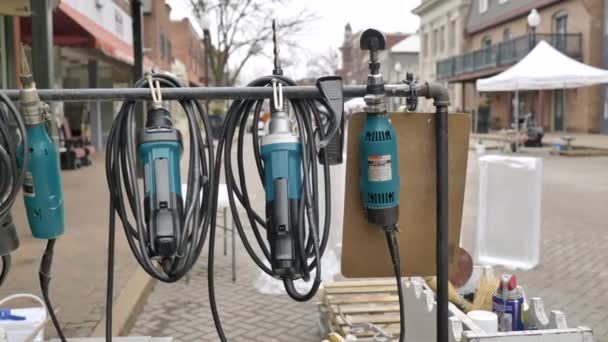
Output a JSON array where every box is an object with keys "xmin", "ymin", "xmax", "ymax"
[{"xmin": 166, "ymin": 0, "xmax": 422, "ymax": 82}]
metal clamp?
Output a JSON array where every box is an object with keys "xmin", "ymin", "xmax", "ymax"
[
  {"xmin": 271, "ymin": 79, "xmax": 284, "ymax": 111},
  {"xmin": 403, "ymin": 72, "xmax": 418, "ymax": 112},
  {"xmin": 147, "ymin": 74, "xmax": 163, "ymax": 108}
]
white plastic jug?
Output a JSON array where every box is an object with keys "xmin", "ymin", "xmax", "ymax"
[
  {"xmin": 475, "ymin": 155, "xmax": 542, "ymax": 270},
  {"xmin": 0, "ymin": 294, "xmax": 47, "ymax": 342}
]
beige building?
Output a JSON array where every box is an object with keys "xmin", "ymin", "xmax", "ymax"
[
  {"xmin": 437, "ymin": 0, "xmax": 603, "ymax": 133},
  {"xmin": 412, "ymin": 0, "xmax": 472, "ymax": 112}
]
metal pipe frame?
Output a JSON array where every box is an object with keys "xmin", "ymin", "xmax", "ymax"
[
  {"xmin": 1, "ymin": 84, "xmax": 419, "ymax": 102},
  {"xmin": 0, "ymin": 80, "xmax": 452, "ymax": 342}
]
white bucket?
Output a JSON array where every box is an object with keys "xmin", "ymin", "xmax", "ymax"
[{"xmin": 0, "ymin": 294, "xmax": 47, "ymax": 342}]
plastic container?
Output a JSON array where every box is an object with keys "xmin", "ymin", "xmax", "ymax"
[
  {"xmin": 475, "ymin": 155, "xmax": 542, "ymax": 270},
  {"xmin": 0, "ymin": 294, "xmax": 47, "ymax": 342}
]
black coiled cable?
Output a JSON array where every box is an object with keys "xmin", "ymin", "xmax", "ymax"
[
  {"xmin": 0, "ymin": 92, "xmax": 27, "ymax": 287},
  {"xmin": 105, "ymin": 73, "xmax": 214, "ymax": 341},
  {"xmin": 208, "ymin": 75, "xmax": 333, "ymax": 340}
]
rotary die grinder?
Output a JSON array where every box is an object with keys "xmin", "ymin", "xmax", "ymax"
[
  {"xmin": 138, "ymin": 89, "xmax": 184, "ymax": 260},
  {"xmin": 359, "ymin": 29, "xmax": 400, "ymax": 229}
]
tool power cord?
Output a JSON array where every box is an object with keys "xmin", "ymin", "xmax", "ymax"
[
  {"xmin": 385, "ymin": 227, "xmax": 405, "ymax": 342},
  {"xmin": 208, "ymin": 75, "xmax": 334, "ymax": 341},
  {"xmin": 39, "ymin": 238, "xmax": 67, "ymax": 342},
  {"xmin": 0, "ymin": 92, "xmax": 27, "ymax": 288},
  {"xmin": 104, "ymin": 73, "xmax": 214, "ymax": 342}
]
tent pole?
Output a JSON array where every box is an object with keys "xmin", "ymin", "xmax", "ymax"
[{"xmin": 515, "ymin": 90, "xmax": 520, "ymax": 151}]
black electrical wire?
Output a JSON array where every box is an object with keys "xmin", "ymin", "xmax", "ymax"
[
  {"xmin": 104, "ymin": 73, "xmax": 214, "ymax": 341},
  {"xmin": 0, "ymin": 92, "xmax": 27, "ymax": 288},
  {"xmin": 385, "ymin": 227, "xmax": 405, "ymax": 342},
  {"xmin": 208, "ymin": 75, "xmax": 334, "ymax": 341},
  {"xmin": 39, "ymin": 238, "xmax": 67, "ymax": 342},
  {"xmin": 0, "ymin": 255, "xmax": 10, "ymax": 287}
]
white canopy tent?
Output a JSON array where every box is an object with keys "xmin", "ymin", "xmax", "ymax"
[{"xmin": 476, "ymin": 40, "xmax": 608, "ymax": 130}]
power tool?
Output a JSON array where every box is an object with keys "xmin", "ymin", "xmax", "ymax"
[
  {"xmin": 18, "ymin": 58, "xmax": 64, "ymax": 240},
  {"xmin": 359, "ymin": 28, "xmax": 404, "ymax": 342},
  {"xmin": 359, "ymin": 29, "xmax": 400, "ymax": 229},
  {"xmin": 138, "ymin": 79, "xmax": 183, "ymax": 261},
  {"xmin": 260, "ymin": 79, "xmax": 303, "ymax": 278},
  {"xmin": 18, "ymin": 54, "xmax": 67, "ymax": 341}
]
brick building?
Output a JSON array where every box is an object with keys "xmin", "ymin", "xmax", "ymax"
[
  {"xmin": 413, "ymin": 0, "xmax": 472, "ymax": 112},
  {"xmin": 436, "ymin": 0, "xmax": 604, "ymax": 133},
  {"xmin": 142, "ymin": 0, "xmax": 174, "ymax": 72},
  {"xmin": 169, "ymin": 18, "xmax": 205, "ymax": 86}
]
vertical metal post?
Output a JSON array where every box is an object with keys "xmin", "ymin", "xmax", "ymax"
[
  {"xmin": 88, "ymin": 60, "xmax": 103, "ymax": 150},
  {"xmin": 31, "ymin": 0, "xmax": 54, "ymax": 89},
  {"xmin": 435, "ymin": 103, "xmax": 449, "ymax": 342},
  {"xmin": 602, "ymin": 0, "xmax": 608, "ymax": 134},
  {"xmin": 31, "ymin": 0, "xmax": 60, "ymax": 145},
  {"xmin": 131, "ymin": 0, "xmax": 144, "ymax": 81}
]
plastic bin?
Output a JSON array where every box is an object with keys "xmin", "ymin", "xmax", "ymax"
[
  {"xmin": 475, "ymin": 155, "xmax": 542, "ymax": 270},
  {"xmin": 0, "ymin": 294, "xmax": 46, "ymax": 342}
]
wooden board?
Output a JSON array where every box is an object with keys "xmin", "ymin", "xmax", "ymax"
[
  {"xmin": 342, "ymin": 112, "xmax": 470, "ymax": 278},
  {"xmin": 321, "ymin": 280, "xmax": 405, "ymax": 339}
]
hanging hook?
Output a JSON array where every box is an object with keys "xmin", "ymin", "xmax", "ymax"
[
  {"xmin": 272, "ymin": 79, "xmax": 283, "ymax": 111},
  {"xmin": 147, "ymin": 74, "xmax": 162, "ymax": 107}
]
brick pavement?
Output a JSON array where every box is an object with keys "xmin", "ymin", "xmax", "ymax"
[
  {"xmin": 131, "ymin": 144, "xmax": 608, "ymax": 341},
  {"xmin": 460, "ymin": 149, "xmax": 608, "ymax": 341},
  {"xmin": 0, "ymin": 154, "xmax": 139, "ymax": 338},
  {"xmin": 128, "ymin": 238, "xmax": 321, "ymax": 342}
]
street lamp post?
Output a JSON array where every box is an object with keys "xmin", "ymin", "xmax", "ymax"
[{"xmin": 527, "ymin": 8, "xmax": 541, "ymax": 51}]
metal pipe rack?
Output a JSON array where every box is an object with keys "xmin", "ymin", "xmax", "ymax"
[
  {"xmin": 0, "ymin": 82, "xmax": 451, "ymax": 342},
  {"xmin": 2, "ymin": 84, "xmax": 419, "ymax": 101}
]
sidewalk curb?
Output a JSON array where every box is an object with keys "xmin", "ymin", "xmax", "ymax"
[{"xmin": 90, "ymin": 268, "xmax": 157, "ymax": 337}]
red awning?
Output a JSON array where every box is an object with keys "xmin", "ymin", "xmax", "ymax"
[{"xmin": 21, "ymin": 2, "xmax": 152, "ymax": 67}]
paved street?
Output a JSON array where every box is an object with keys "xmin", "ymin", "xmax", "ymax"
[
  {"xmin": 0, "ymin": 154, "xmax": 139, "ymax": 338},
  {"xmin": 460, "ymin": 149, "xmax": 608, "ymax": 341},
  {"xmin": 130, "ymin": 140, "xmax": 608, "ymax": 341}
]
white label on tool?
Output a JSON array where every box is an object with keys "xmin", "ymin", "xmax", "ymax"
[
  {"xmin": 368, "ymin": 155, "xmax": 392, "ymax": 181},
  {"xmin": 23, "ymin": 172, "xmax": 35, "ymax": 197}
]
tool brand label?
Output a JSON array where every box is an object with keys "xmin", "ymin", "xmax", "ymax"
[
  {"xmin": 23, "ymin": 172, "xmax": 35, "ymax": 197},
  {"xmin": 367, "ymin": 155, "xmax": 392, "ymax": 181}
]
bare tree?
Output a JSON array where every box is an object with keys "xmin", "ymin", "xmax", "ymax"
[
  {"xmin": 190, "ymin": 0, "xmax": 317, "ymax": 86},
  {"xmin": 306, "ymin": 46, "xmax": 340, "ymax": 79}
]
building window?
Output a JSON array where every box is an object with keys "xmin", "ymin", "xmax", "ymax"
[
  {"xmin": 482, "ymin": 36, "xmax": 492, "ymax": 65},
  {"xmin": 422, "ymin": 33, "xmax": 428, "ymax": 56},
  {"xmin": 479, "ymin": 0, "xmax": 488, "ymax": 13},
  {"xmin": 503, "ymin": 28, "xmax": 512, "ymax": 41},
  {"xmin": 160, "ymin": 32, "xmax": 166, "ymax": 60},
  {"xmin": 439, "ymin": 25, "xmax": 445, "ymax": 53},
  {"xmin": 433, "ymin": 28, "xmax": 438, "ymax": 56},
  {"xmin": 554, "ymin": 11, "xmax": 568, "ymax": 52},
  {"xmin": 482, "ymin": 36, "xmax": 492, "ymax": 49},
  {"xmin": 449, "ymin": 20, "xmax": 456, "ymax": 52}
]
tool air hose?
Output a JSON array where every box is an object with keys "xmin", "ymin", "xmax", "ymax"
[
  {"xmin": 208, "ymin": 75, "xmax": 335, "ymax": 341},
  {"xmin": 104, "ymin": 73, "xmax": 214, "ymax": 340},
  {"xmin": 0, "ymin": 92, "xmax": 27, "ymax": 288}
]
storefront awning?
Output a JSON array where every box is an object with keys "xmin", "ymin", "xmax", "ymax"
[{"xmin": 21, "ymin": 2, "xmax": 152, "ymax": 67}]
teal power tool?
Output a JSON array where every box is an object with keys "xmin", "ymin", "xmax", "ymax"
[
  {"xmin": 138, "ymin": 80, "xmax": 183, "ymax": 260},
  {"xmin": 359, "ymin": 29, "xmax": 400, "ymax": 228},
  {"xmin": 18, "ymin": 55, "xmax": 67, "ymax": 341},
  {"xmin": 261, "ymin": 79, "xmax": 303, "ymax": 278},
  {"xmin": 19, "ymin": 64, "xmax": 64, "ymax": 239},
  {"xmin": 359, "ymin": 29, "xmax": 405, "ymax": 342}
]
